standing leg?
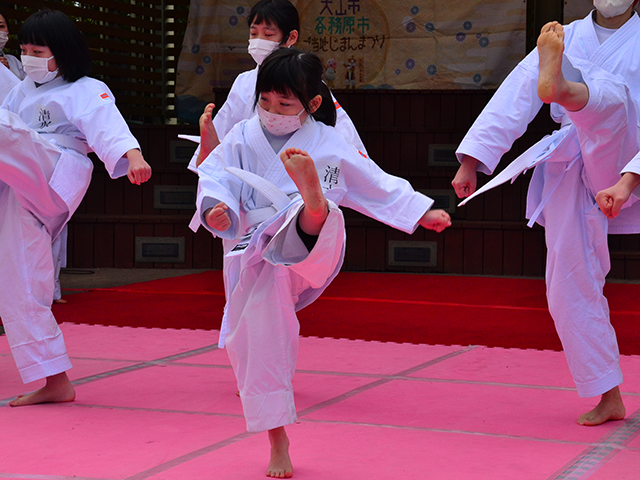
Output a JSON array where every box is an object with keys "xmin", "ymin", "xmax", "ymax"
[
  {"xmin": 541, "ymin": 161, "xmax": 624, "ymax": 426},
  {"xmin": 225, "ymin": 151, "xmax": 341, "ymax": 477},
  {"xmin": 0, "ymin": 186, "xmax": 75, "ymax": 406}
]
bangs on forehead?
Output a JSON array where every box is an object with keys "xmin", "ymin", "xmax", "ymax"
[
  {"xmin": 18, "ymin": 18, "xmax": 49, "ymax": 46},
  {"xmin": 250, "ymin": 13, "xmax": 277, "ymax": 28},
  {"xmin": 257, "ymin": 65, "xmax": 299, "ymax": 98}
]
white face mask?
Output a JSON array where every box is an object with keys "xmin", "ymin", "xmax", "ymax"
[
  {"xmin": 21, "ymin": 54, "xmax": 59, "ymax": 84},
  {"xmin": 0, "ymin": 31, "xmax": 8, "ymax": 51},
  {"xmin": 594, "ymin": 0, "xmax": 635, "ymax": 18},
  {"xmin": 248, "ymin": 38, "xmax": 280, "ymax": 65},
  {"xmin": 257, "ymin": 103, "xmax": 306, "ymax": 136}
]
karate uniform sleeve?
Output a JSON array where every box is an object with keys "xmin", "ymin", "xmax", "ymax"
[
  {"xmin": 337, "ymin": 138, "xmax": 434, "ymax": 234},
  {"xmin": 332, "ymin": 93, "xmax": 368, "ymax": 156},
  {"xmin": 72, "ymin": 81, "xmax": 140, "ymax": 179},
  {"xmin": 456, "ymin": 50, "xmax": 544, "ymax": 175},
  {"xmin": 212, "ymin": 70, "xmax": 255, "ymax": 143},
  {"xmin": 621, "ymin": 155, "xmax": 640, "ymax": 201},
  {"xmin": 196, "ymin": 125, "xmax": 247, "ymax": 239}
]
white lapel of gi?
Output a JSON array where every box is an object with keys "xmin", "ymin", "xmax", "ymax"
[{"xmin": 588, "ymin": 12, "xmax": 640, "ymax": 68}]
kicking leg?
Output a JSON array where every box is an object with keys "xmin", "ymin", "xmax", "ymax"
[
  {"xmin": 267, "ymin": 426, "xmax": 293, "ymax": 478},
  {"xmin": 280, "ymin": 148, "xmax": 328, "ymax": 235},
  {"xmin": 537, "ymin": 22, "xmax": 589, "ymax": 111}
]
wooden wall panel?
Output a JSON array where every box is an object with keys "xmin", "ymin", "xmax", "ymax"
[
  {"xmin": 483, "ymin": 229, "xmax": 504, "ymax": 276},
  {"xmin": 94, "ymin": 223, "xmax": 115, "ymax": 268},
  {"xmin": 192, "ymin": 228, "xmax": 214, "ymax": 269},
  {"xmin": 522, "ymin": 228, "xmax": 546, "ymax": 277},
  {"xmin": 114, "ymin": 223, "xmax": 135, "ymax": 268},
  {"xmin": 443, "ymin": 228, "xmax": 464, "ymax": 274},
  {"xmin": 463, "ymin": 228, "xmax": 484, "ymax": 275},
  {"xmin": 503, "ymin": 228, "xmax": 524, "ymax": 276},
  {"xmin": 72, "ymin": 223, "xmax": 95, "ymax": 268},
  {"xmin": 344, "ymin": 226, "xmax": 367, "ymax": 271},
  {"xmin": 365, "ymin": 226, "xmax": 387, "ymax": 271}
]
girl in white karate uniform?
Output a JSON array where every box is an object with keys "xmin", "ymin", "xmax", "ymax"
[
  {"xmin": 0, "ymin": 9, "xmax": 151, "ymax": 407},
  {"xmin": 197, "ymin": 47, "xmax": 451, "ymax": 478}
]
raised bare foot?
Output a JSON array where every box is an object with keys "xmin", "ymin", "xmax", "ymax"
[
  {"xmin": 281, "ymin": 148, "xmax": 328, "ymax": 235},
  {"xmin": 9, "ymin": 372, "xmax": 76, "ymax": 407},
  {"xmin": 577, "ymin": 386, "xmax": 626, "ymax": 426},
  {"xmin": 267, "ymin": 427, "xmax": 293, "ymax": 478},
  {"xmin": 537, "ymin": 21, "xmax": 566, "ymax": 104},
  {"xmin": 196, "ymin": 103, "xmax": 219, "ymax": 167}
]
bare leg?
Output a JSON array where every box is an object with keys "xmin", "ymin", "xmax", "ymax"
[
  {"xmin": 537, "ymin": 22, "xmax": 589, "ymax": 111},
  {"xmin": 267, "ymin": 426, "xmax": 293, "ymax": 478},
  {"xmin": 9, "ymin": 371, "xmax": 75, "ymax": 407},
  {"xmin": 280, "ymin": 148, "xmax": 328, "ymax": 235},
  {"xmin": 577, "ymin": 386, "xmax": 625, "ymax": 426}
]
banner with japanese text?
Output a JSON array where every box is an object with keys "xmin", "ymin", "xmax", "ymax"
[{"xmin": 176, "ymin": 0, "xmax": 526, "ymax": 122}]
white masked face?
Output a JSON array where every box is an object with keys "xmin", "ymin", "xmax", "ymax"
[
  {"xmin": 21, "ymin": 54, "xmax": 59, "ymax": 83},
  {"xmin": 0, "ymin": 31, "xmax": 8, "ymax": 50},
  {"xmin": 248, "ymin": 38, "xmax": 280, "ymax": 66},
  {"xmin": 594, "ymin": 0, "xmax": 636, "ymax": 18},
  {"xmin": 20, "ymin": 44, "xmax": 59, "ymax": 84},
  {"xmin": 257, "ymin": 103, "xmax": 305, "ymax": 135}
]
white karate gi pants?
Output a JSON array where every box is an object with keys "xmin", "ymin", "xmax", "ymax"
[
  {"xmin": 531, "ymin": 62, "xmax": 634, "ymax": 398},
  {"xmin": 224, "ymin": 200, "xmax": 345, "ymax": 432},
  {"xmin": 539, "ymin": 160, "xmax": 622, "ymax": 398},
  {"xmin": 0, "ymin": 110, "xmax": 72, "ymax": 383}
]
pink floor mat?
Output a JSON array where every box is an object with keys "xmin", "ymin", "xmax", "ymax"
[{"xmin": 1, "ymin": 323, "xmax": 639, "ymax": 479}]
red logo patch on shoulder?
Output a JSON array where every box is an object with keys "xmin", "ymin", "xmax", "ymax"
[
  {"xmin": 334, "ymin": 101, "xmax": 342, "ymax": 110},
  {"xmin": 358, "ymin": 150, "xmax": 368, "ymax": 159},
  {"xmin": 100, "ymin": 93, "xmax": 109, "ymax": 99}
]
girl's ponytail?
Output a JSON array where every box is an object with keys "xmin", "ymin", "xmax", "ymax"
[{"xmin": 313, "ymin": 81, "xmax": 336, "ymax": 127}]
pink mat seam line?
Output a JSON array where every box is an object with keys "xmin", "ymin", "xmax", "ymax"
[
  {"xmin": 298, "ymin": 417, "xmax": 628, "ymax": 447},
  {"xmin": 297, "ymin": 346, "xmax": 476, "ymax": 418},
  {"xmin": 0, "ymin": 344, "xmax": 220, "ymax": 407},
  {"xmin": 123, "ymin": 431, "xmax": 256, "ymax": 480}
]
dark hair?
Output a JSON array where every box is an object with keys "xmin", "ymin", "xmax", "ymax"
[
  {"xmin": 255, "ymin": 48, "xmax": 336, "ymax": 127},
  {"xmin": 247, "ymin": 0, "xmax": 299, "ymax": 44},
  {"xmin": 18, "ymin": 9, "xmax": 91, "ymax": 82}
]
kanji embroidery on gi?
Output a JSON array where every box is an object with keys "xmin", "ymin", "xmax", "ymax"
[
  {"xmin": 323, "ymin": 165, "xmax": 340, "ymax": 189},
  {"xmin": 37, "ymin": 107, "xmax": 51, "ymax": 128}
]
